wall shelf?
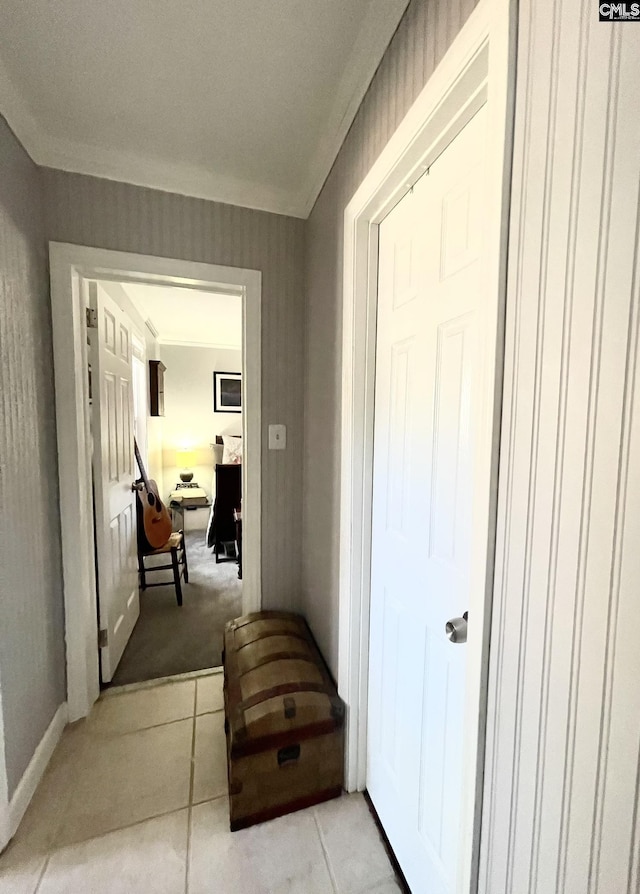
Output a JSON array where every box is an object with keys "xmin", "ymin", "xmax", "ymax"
[{"xmin": 148, "ymin": 360, "xmax": 166, "ymax": 416}]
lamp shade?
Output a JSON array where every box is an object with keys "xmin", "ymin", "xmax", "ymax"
[{"xmin": 176, "ymin": 448, "xmax": 196, "ymax": 469}]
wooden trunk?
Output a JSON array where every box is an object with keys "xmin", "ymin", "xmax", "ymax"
[{"xmin": 223, "ymin": 611, "xmax": 345, "ymax": 831}]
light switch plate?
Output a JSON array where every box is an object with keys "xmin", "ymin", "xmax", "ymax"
[{"xmin": 268, "ymin": 424, "xmax": 287, "ymax": 450}]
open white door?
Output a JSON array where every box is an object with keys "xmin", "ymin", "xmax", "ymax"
[
  {"xmin": 367, "ymin": 106, "xmax": 489, "ymax": 894},
  {"xmin": 89, "ymin": 280, "xmax": 140, "ymax": 682}
]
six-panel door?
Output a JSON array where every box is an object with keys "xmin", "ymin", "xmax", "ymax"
[
  {"xmin": 367, "ymin": 106, "xmax": 488, "ymax": 894},
  {"xmin": 90, "ymin": 281, "xmax": 140, "ymax": 681}
]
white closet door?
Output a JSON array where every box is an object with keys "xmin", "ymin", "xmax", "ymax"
[{"xmin": 367, "ymin": 106, "xmax": 490, "ymax": 894}]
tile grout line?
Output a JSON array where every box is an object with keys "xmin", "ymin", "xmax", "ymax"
[
  {"xmin": 33, "ymin": 853, "xmax": 52, "ymax": 894},
  {"xmin": 37, "ymin": 804, "xmax": 193, "ymax": 851},
  {"xmin": 185, "ymin": 679, "xmax": 199, "ymax": 894},
  {"xmin": 33, "ymin": 727, "xmax": 94, "ymax": 893},
  {"xmin": 195, "ymin": 707, "xmax": 224, "ymax": 718},
  {"xmin": 89, "ymin": 712, "xmax": 196, "ymax": 738},
  {"xmin": 101, "ymin": 667, "xmax": 222, "ymax": 698},
  {"xmin": 190, "ymin": 793, "xmax": 229, "ymax": 809},
  {"xmin": 313, "ymin": 808, "xmax": 340, "ymax": 894},
  {"xmin": 21, "ymin": 679, "xmax": 223, "ymax": 894},
  {"xmin": 88, "ymin": 705, "xmax": 222, "ymax": 741}
]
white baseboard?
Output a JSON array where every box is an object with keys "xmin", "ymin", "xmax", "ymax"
[{"xmin": 6, "ymin": 703, "xmax": 68, "ymax": 841}]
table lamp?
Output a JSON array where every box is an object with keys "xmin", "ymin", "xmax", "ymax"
[{"xmin": 176, "ymin": 448, "xmax": 196, "ymax": 483}]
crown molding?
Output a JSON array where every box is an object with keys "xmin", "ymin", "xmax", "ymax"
[
  {"xmin": 0, "ymin": 53, "xmax": 305, "ymax": 217},
  {"xmin": 0, "ymin": 0, "xmax": 409, "ymax": 220},
  {"xmin": 158, "ymin": 338, "xmax": 242, "ymax": 350},
  {"xmin": 144, "ymin": 319, "xmax": 159, "ymax": 339},
  {"xmin": 298, "ymin": 0, "xmax": 410, "ymax": 217},
  {"xmin": 37, "ymin": 136, "xmax": 305, "ymax": 218}
]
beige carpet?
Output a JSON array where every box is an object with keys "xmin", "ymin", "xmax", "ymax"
[{"xmin": 110, "ymin": 529, "xmax": 242, "ymax": 686}]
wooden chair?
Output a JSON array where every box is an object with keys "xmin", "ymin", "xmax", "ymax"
[{"xmin": 137, "ymin": 531, "xmax": 189, "ymax": 606}]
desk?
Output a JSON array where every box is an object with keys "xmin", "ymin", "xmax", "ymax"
[
  {"xmin": 169, "ymin": 485, "xmax": 209, "ymax": 508},
  {"xmin": 169, "ymin": 487, "xmax": 211, "ymax": 533}
]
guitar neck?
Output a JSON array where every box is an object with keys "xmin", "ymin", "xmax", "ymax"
[{"xmin": 134, "ymin": 439, "xmax": 151, "ymax": 490}]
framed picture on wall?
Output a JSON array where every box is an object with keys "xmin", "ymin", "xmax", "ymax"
[{"xmin": 214, "ymin": 371, "xmax": 242, "ymax": 413}]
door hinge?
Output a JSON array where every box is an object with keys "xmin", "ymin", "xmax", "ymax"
[
  {"xmin": 98, "ymin": 628, "xmax": 108, "ymax": 648},
  {"xmin": 86, "ymin": 307, "xmax": 98, "ymax": 329}
]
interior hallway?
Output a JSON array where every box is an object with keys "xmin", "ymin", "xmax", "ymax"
[{"xmin": 0, "ymin": 673, "xmax": 401, "ymax": 894}]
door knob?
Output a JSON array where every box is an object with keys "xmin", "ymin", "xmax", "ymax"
[
  {"xmin": 445, "ymin": 611, "xmax": 468, "ymax": 644},
  {"xmin": 131, "ymin": 482, "xmax": 143, "ymax": 492}
]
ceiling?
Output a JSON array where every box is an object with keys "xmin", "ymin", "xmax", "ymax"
[
  {"xmin": 0, "ymin": 0, "xmax": 408, "ymax": 217},
  {"xmin": 123, "ymin": 283, "xmax": 242, "ymax": 350}
]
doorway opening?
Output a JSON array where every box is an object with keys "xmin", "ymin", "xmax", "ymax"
[
  {"xmin": 50, "ymin": 246, "xmax": 261, "ymax": 721},
  {"xmin": 89, "ymin": 278, "xmax": 247, "ymax": 688}
]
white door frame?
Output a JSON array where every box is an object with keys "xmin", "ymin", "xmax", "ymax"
[
  {"xmin": 50, "ymin": 243, "xmax": 262, "ymax": 721},
  {"xmin": 338, "ymin": 0, "xmax": 514, "ymax": 885}
]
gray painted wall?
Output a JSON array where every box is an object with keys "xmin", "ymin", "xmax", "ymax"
[
  {"xmin": 159, "ymin": 343, "xmax": 243, "ymax": 501},
  {"xmin": 0, "ymin": 128, "xmax": 306, "ymax": 799},
  {"xmin": 302, "ymin": 0, "xmax": 478, "ymax": 675},
  {"xmin": 42, "ymin": 170, "xmax": 306, "ymax": 610},
  {"xmin": 0, "ymin": 118, "xmax": 66, "ymax": 797}
]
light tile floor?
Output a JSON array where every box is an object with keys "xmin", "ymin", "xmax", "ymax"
[{"xmin": 0, "ymin": 673, "xmax": 401, "ymax": 893}]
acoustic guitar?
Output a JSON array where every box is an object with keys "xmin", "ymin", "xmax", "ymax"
[{"xmin": 134, "ymin": 439, "xmax": 173, "ymax": 550}]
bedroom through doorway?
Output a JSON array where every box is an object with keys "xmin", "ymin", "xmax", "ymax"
[{"xmin": 90, "ymin": 278, "xmax": 247, "ymax": 688}]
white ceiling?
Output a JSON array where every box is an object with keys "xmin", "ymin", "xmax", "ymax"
[
  {"xmin": 0, "ymin": 0, "xmax": 408, "ymax": 217},
  {"xmin": 123, "ymin": 283, "xmax": 242, "ymax": 350}
]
